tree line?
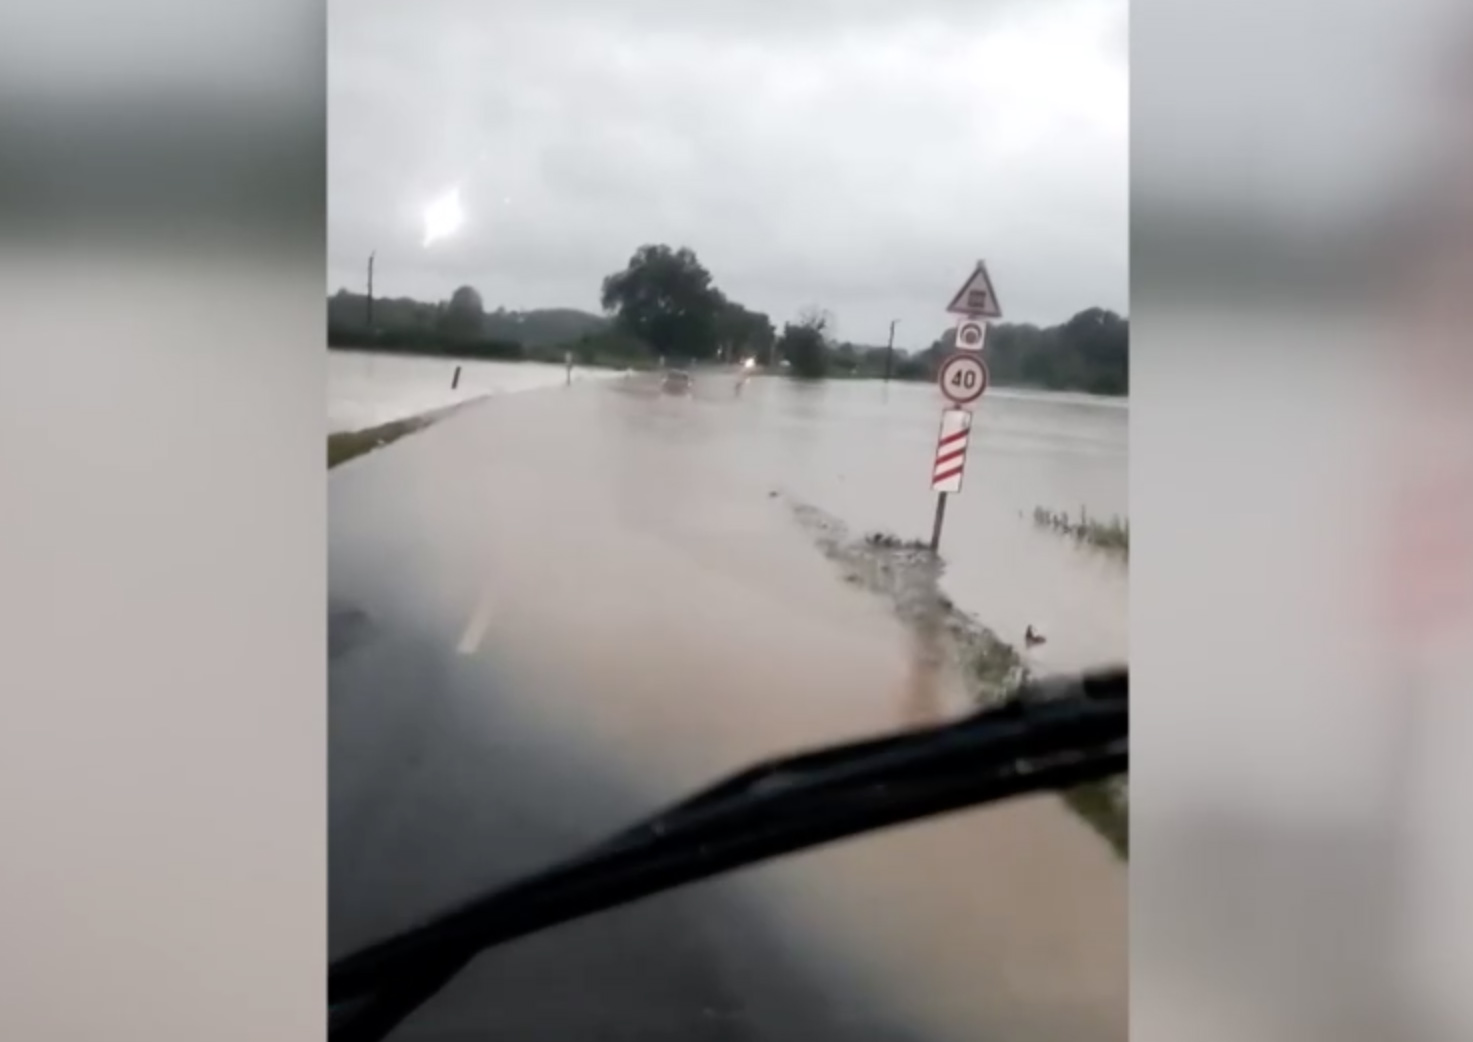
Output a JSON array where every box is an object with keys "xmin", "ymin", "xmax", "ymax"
[
  {"xmin": 327, "ymin": 287, "xmax": 613, "ymax": 364},
  {"xmin": 327, "ymin": 243, "xmax": 1127, "ymax": 395}
]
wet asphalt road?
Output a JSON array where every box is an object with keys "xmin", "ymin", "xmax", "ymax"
[{"xmin": 328, "ymin": 377, "xmax": 1126, "ymax": 1042}]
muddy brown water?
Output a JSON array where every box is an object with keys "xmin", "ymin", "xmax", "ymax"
[{"xmin": 330, "ymin": 370, "xmax": 1127, "ymax": 1041}]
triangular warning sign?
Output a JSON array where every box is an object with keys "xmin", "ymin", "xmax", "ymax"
[{"xmin": 945, "ymin": 261, "xmax": 1003, "ymax": 318}]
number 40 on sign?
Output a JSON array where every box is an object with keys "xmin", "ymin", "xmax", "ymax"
[{"xmin": 938, "ymin": 352, "xmax": 988, "ymax": 406}]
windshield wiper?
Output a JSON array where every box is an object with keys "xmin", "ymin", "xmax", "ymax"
[{"xmin": 330, "ymin": 667, "xmax": 1127, "ymax": 1042}]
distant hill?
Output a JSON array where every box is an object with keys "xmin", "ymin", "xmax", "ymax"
[
  {"xmin": 328, "ymin": 290, "xmax": 608, "ymax": 348},
  {"xmin": 819, "ymin": 308, "xmax": 1127, "ymax": 396},
  {"xmin": 908, "ymin": 308, "xmax": 1129, "ymax": 396},
  {"xmin": 483, "ymin": 306, "xmax": 610, "ymax": 346}
]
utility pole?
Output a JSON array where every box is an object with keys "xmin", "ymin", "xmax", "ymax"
[
  {"xmin": 884, "ymin": 319, "xmax": 898, "ymax": 382},
  {"xmin": 366, "ymin": 251, "xmax": 376, "ymax": 329}
]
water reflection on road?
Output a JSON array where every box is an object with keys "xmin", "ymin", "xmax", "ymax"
[{"xmin": 329, "ymin": 370, "xmax": 1127, "ymax": 1042}]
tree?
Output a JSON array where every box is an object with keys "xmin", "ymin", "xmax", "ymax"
[
  {"xmin": 978, "ymin": 309, "xmax": 1128, "ymax": 395},
  {"xmin": 778, "ymin": 307, "xmax": 831, "ymax": 379},
  {"xmin": 600, "ymin": 245, "xmax": 724, "ymax": 360},
  {"xmin": 714, "ymin": 297, "xmax": 776, "ymax": 363},
  {"xmin": 892, "ymin": 351, "xmax": 929, "ymax": 381},
  {"xmin": 747, "ymin": 312, "xmax": 777, "ymax": 365},
  {"xmin": 1061, "ymin": 308, "xmax": 1128, "ymax": 394},
  {"xmin": 914, "ymin": 328, "xmax": 953, "ymax": 380},
  {"xmin": 439, "ymin": 284, "xmax": 485, "ymax": 342}
]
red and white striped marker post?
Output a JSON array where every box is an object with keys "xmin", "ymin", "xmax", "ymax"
[{"xmin": 929, "ymin": 408, "xmax": 972, "ymax": 552}]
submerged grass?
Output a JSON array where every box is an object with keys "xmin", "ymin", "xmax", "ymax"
[
  {"xmin": 327, "ymin": 415, "xmax": 434, "ymax": 468},
  {"xmin": 1006, "ymin": 667, "xmax": 1129, "ymax": 860},
  {"xmin": 1031, "ymin": 505, "xmax": 1128, "ymax": 559},
  {"xmin": 966, "ymin": 627, "xmax": 1024, "ymax": 697},
  {"xmin": 789, "ymin": 502, "xmax": 1127, "ymax": 859},
  {"xmin": 327, "ymin": 395, "xmax": 493, "ymax": 469},
  {"xmin": 1062, "ymin": 779, "xmax": 1129, "ymax": 859}
]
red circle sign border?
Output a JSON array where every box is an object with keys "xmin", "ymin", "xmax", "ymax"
[{"xmin": 938, "ymin": 352, "xmax": 988, "ymax": 405}]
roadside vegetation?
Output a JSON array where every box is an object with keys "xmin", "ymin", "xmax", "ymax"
[
  {"xmin": 1062, "ymin": 779, "xmax": 1128, "ymax": 859},
  {"xmin": 1032, "ymin": 505, "xmax": 1129, "ymax": 559},
  {"xmin": 326, "ymin": 396, "xmax": 491, "ymax": 469},
  {"xmin": 329, "ymin": 242, "xmax": 1127, "ymax": 396},
  {"xmin": 328, "ymin": 415, "xmax": 435, "ymax": 468},
  {"xmin": 791, "ymin": 501, "xmax": 1127, "ymax": 860}
]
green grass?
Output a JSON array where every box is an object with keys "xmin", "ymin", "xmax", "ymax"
[
  {"xmin": 1026, "ymin": 506, "xmax": 1128, "ymax": 854},
  {"xmin": 863, "ymin": 530, "xmax": 931, "ymax": 552},
  {"xmin": 770, "ymin": 499, "xmax": 1132, "ymax": 860},
  {"xmin": 1061, "ymin": 781, "xmax": 1128, "ymax": 859},
  {"xmin": 1032, "ymin": 505, "xmax": 1128, "ymax": 558},
  {"xmin": 965, "ymin": 629, "xmax": 1024, "ymax": 698},
  {"xmin": 951, "ymin": 601, "xmax": 1128, "ymax": 860},
  {"xmin": 1005, "ymin": 681, "xmax": 1128, "ymax": 860},
  {"xmin": 327, "ymin": 415, "xmax": 434, "ymax": 469}
]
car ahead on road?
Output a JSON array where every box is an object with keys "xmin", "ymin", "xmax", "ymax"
[
  {"xmin": 661, "ymin": 369, "xmax": 694, "ymax": 395},
  {"xmin": 329, "ymin": 668, "xmax": 1127, "ymax": 1042}
]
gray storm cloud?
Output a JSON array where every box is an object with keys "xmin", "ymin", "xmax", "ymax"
[{"xmin": 329, "ymin": 0, "xmax": 1127, "ymax": 347}]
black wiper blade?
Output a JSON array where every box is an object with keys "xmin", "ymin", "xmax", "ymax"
[{"xmin": 330, "ymin": 667, "xmax": 1126, "ymax": 1042}]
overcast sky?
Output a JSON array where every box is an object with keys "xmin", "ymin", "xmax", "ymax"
[{"xmin": 329, "ymin": 0, "xmax": 1127, "ymax": 349}]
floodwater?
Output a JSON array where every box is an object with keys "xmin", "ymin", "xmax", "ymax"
[
  {"xmin": 329, "ymin": 362, "xmax": 1128, "ymax": 1041},
  {"xmin": 329, "ymin": 356, "xmax": 1127, "ymax": 671},
  {"xmin": 327, "ymin": 349, "xmax": 619, "ymax": 433},
  {"xmin": 692, "ymin": 374, "xmax": 1128, "ymax": 676}
]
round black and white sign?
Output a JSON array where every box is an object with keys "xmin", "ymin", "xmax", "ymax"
[
  {"xmin": 955, "ymin": 319, "xmax": 986, "ymax": 350},
  {"xmin": 938, "ymin": 352, "xmax": 989, "ymax": 405}
]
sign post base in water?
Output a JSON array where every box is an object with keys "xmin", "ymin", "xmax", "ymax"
[{"xmin": 930, "ymin": 492, "xmax": 949, "ymax": 554}]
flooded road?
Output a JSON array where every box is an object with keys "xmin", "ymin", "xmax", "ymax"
[
  {"xmin": 327, "ymin": 349, "xmax": 619, "ymax": 433},
  {"xmin": 330, "ymin": 371, "xmax": 1126, "ymax": 1041},
  {"xmin": 714, "ymin": 375, "xmax": 1127, "ymax": 675}
]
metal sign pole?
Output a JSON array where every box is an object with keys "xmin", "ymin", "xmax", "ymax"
[{"xmin": 929, "ymin": 491, "xmax": 949, "ymax": 554}]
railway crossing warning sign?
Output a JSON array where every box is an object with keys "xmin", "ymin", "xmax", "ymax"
[{"xmin": 945, "ymin": 261, "xmax": 1003, "ymax": 318}]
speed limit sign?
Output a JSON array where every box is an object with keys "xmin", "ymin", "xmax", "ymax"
[{"xmin": 938, "ymin": 352, "xmax": 988, "ymax": 405}]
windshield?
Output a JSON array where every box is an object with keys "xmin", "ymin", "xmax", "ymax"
[
  {"xmin": 331, "ymin": 674, "xmax": 1125, "ymax": 1041},
  {"xmin": 328, "ymin": 1, "xmax": 1128, "ymax": 1039},
  {"xmin": 329, "ymin": 378, "xmax": 1128, "ymax": 1041}
]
